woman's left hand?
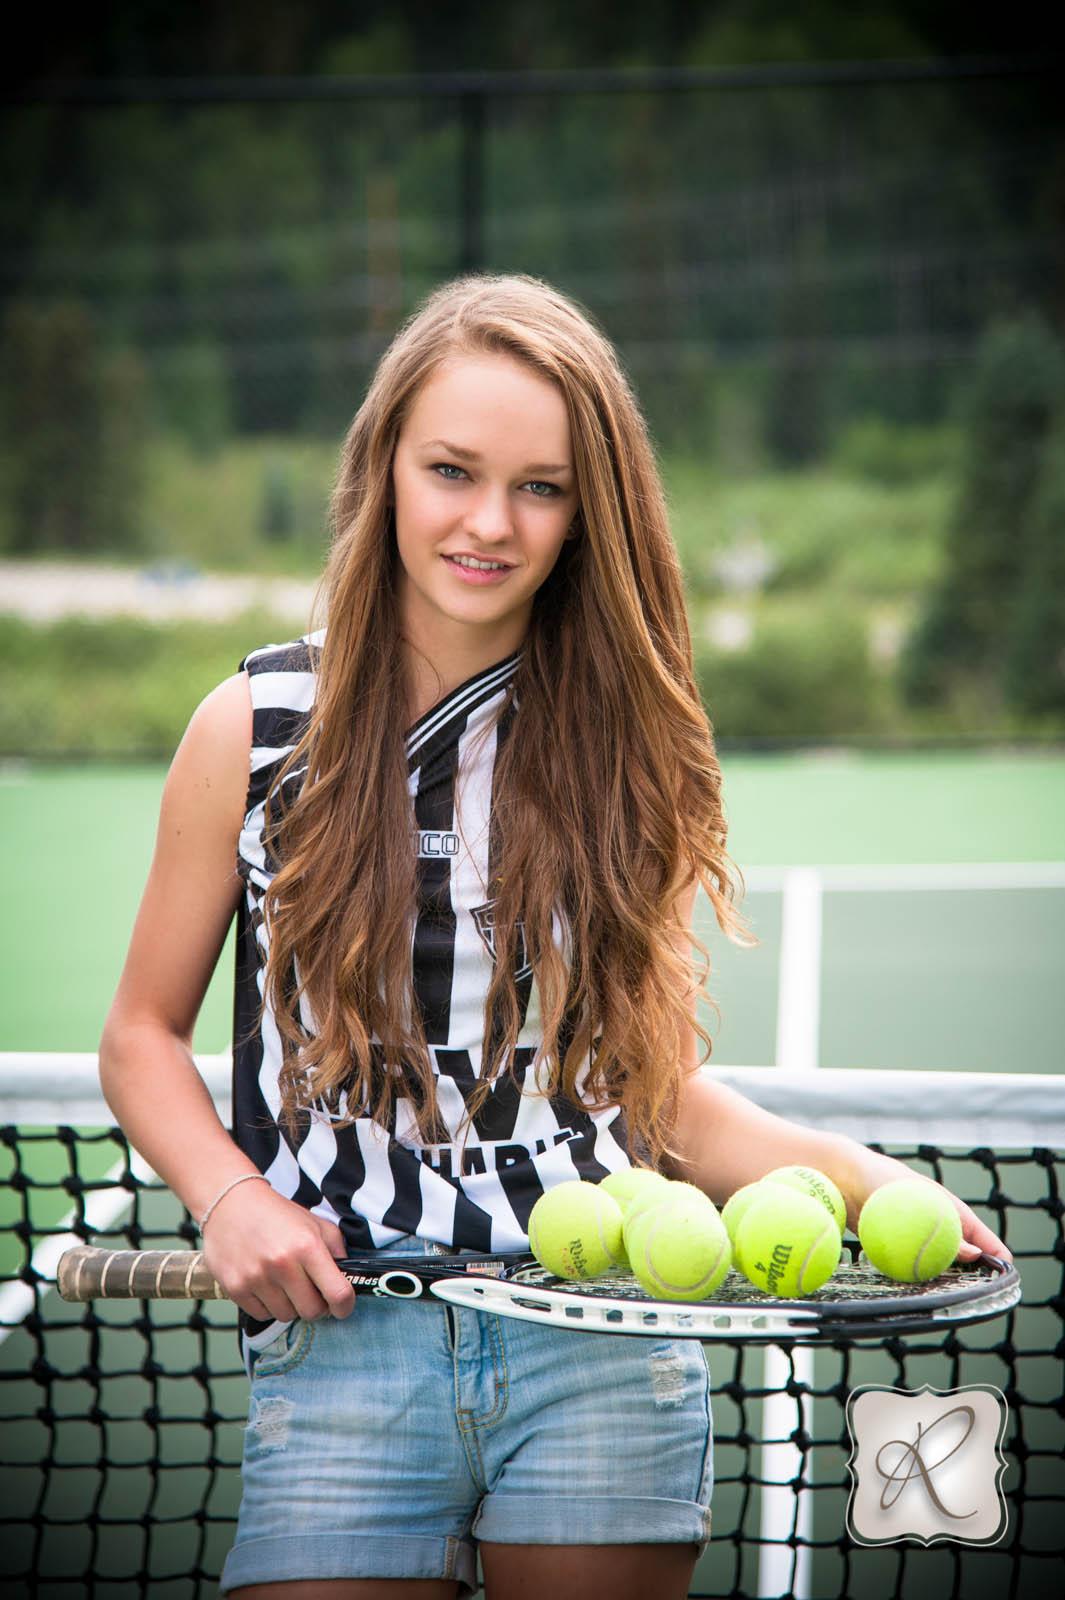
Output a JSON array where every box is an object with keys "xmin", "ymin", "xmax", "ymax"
[{"xmin": 838, "ymin": 1142, "xmax": 1012, "ymax": 1264}]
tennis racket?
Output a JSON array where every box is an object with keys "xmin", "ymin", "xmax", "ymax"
[{"xmin": 57, "ymin": 1242, "xmax": 1019, "ymax": 1341}]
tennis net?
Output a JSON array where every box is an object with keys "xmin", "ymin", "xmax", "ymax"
[{"xmin": 1, "ymin": 1055, "xmax": 1062, "ymax": 1599}]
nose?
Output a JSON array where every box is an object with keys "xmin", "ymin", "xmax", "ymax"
[{"xmin": 462, "ymin": 484, "xmax": 513, "ymax": 544}]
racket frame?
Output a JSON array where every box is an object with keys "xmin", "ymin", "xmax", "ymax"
[{"xmin": 56, "ymin": 1242, "xmax": 1021, "ymax": 1342}]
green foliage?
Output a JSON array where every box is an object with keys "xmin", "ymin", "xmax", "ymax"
[
  {"xmin": 156, "ymin": 339, "xmax": 232, "ymax": 456},
  {"xmin": 0, "ymin": 612, "xmax": 298, "ymax": 756},
  {"xmin": 902, "ymin": 315, "xmax": 1065, "ymax": 708},
  {"xmin": 694, "ymin": 607, "xmax": 883, "ymax": 740},
  {"xmin": 763, "ymin": 287, "xmax": 829, "ymax": 469},
  {"xmin": 143, "ymin": 434, "xmax": 334, "ymax": 572},
  {"xmin": 1002, "ymin": 428, "xmax": 1065, "ymax": 716},
  {"xmin": 833, "ymin": 419, "xmax": 959, "ymax": 485},
  {"xmin": 259, "ymin": 459, "xmax": 297, "ymax": 542},
  {"xmin": 670, "ymin": 466, "xmax": 948, "ymax": 602},
  {"xmin": 0, "ymin": 301, "xmax": 149, "ymax": 558}
]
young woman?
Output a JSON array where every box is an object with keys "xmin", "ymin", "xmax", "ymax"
[{"xmin": 99, "ymin": 274, "xmax": 1008, "ymax": 1600}]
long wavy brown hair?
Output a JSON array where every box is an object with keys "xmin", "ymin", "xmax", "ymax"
[{"xmin": 261, "ymin": 272, "xmax": 748, "ymax": 1168}]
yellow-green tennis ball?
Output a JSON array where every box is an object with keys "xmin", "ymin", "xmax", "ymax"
[
  {"xmin": 617, "ymin": 1177, "xmax": 716, "ymax": 1248},
  {"xmin": 599, "ymin": 1170, "xmax": 671, "ymax": 1266},
  {"xmin": 763, "ymin": 1166, "xmax": 847, "ymax": 1233},
  {"xmin": 722, "ymin": 1181, "xmax": 781, "ymax": 1244},
  {"xmin": 600, "ymin": 1168, "xmax": 670, "ymax": 1215},
  {"xmin": 528, "ymin": 1181, "xmax": 625, "ymax": 1279},
  {"xmin": 625, "ymin": 1192, "xmax": 731, "ymax": 1301},
  {"xmin": 858, "ymin": 1179, "xmax": 963, "ymax": 1283},
  {"xmin": 620, "ymin": 1176, "xmax": 702, "ymax": 1235},
  {"xmin": 735, "ymin": 1188, "xmax": 842, "ymax": 1297}
]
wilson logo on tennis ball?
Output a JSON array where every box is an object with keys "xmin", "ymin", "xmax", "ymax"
[{"xmin": 755, "ymin": 1243, "xmax": 794, "ymax": 1296}]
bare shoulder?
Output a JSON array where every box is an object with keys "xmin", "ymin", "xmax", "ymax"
[{"xmin": 162, "ymin": 672, "xmax": 253, "ymax": 836}]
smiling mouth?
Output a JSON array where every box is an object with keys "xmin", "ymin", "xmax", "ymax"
[{"xmin": 443, "ymin": 554, "xmax": 514, "ymax": 572}]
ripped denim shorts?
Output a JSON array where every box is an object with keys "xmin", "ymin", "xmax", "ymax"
[{"xmin": 220, "ymin": 1235, "xmax": 713, "ymax": 1596}]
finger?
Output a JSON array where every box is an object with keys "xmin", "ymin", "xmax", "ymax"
[
  {"xmin": 955, "ymin": 1205, "xmax": 1012, "ymax": 1262},
  {"xmin": 311, "ymin": 1215, "xmax": 348, "ymax": 1260},
  {"xmin": 307, "ymin": 1247, "xmax": 357, "ymax": 1319},
  {"xmin": 224, "ymin": 1268, "xmax": 308, "ymax": 1325},
  {"xmin": 271, "ymin": 1263, "xmax": 331, "ymax": 1323},
  {"xmin": 966, "ymin": 1224, "xmax": 1012, "ymax": 1261},
  {"xmin": 234, "ymin": 1292, "xmax": 276, "ymax": 1323}
]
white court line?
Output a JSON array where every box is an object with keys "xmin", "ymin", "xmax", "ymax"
[
  {"xmin": 0, "ymin": 1148, "xmax": 157, "ymax": 1345},
  {"xmin": 743, "ymin": 861, "xmax": 1065, "ymax": 894},
  {"xmin": 759, "ymin": 867, "xmax": 822, "ymax": 1600}
]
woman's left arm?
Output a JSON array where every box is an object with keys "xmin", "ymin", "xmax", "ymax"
[
  {"xmin": 665, "ymin": 1071, "xmax": 1011, "ymax": 1262},
  {"xmin": 665, "ymin": 881, "xmax": 1011, "ymax": 1262}
]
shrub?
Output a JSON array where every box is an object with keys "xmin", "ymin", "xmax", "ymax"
[
  {"xmin": 695, "ymin": 608, "xmax": 881, "ymax": 740},
  {"xmin": 0, "ymin": 612, "xmax": 298, "ymax": 756},
  {"xmin": 833, "ymin": 418, "xmax": 958, "ymax": 485}
]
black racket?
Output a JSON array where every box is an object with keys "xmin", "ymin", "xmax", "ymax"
[{"xmin": 56, "ymin": 1242, "xmax": 1019, "ymax": 1341}]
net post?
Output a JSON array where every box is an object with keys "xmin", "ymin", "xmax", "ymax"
[{"xmin": 758, "ymin": 866, "xmax": 822, "ymax": 1599}]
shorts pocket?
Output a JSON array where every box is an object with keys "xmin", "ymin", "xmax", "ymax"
[{"xmin": 251, "ymin": 1318, "xmax": 316, "ymax": 1379}]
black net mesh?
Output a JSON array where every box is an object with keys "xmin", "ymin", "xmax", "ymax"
[{"xmin": 1, "ymin": 1127, "xmax": 1062, "ymax": 1599}]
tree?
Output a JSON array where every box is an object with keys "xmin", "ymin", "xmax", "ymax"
[
  {"xmin": 901, "ymin": 315, "xmax": 1065, "ymax": 708},
  {"xmin": 1, "ymin": 299, "xmax": 148, "ymax": 556},
  {"xmin": 1002, "ymin": 428, "xmax": 1065, "ymax": 716}
]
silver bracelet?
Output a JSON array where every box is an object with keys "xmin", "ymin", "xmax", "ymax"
[{"xmin": 198, "ymin": 1171, "xmax": 270, "ymax": 1233}]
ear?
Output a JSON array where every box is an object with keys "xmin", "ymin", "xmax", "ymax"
[{"xmin": 565, "ymin": 515, "xmax": 582, "ymax": 541}]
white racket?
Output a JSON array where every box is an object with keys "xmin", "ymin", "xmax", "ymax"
[{"xmin": 56, "ymin": 1243, "xmax": 1020, "ymax": 1341}]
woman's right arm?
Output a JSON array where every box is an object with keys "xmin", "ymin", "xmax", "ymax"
[{"xmin": 98, "ymin": 672, "xmax": 355, "ymax": 1325}]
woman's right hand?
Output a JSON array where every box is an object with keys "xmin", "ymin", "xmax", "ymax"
[{"xmin": 200, "ymin": 1179, "xmax": 357, "ymax": 1324}]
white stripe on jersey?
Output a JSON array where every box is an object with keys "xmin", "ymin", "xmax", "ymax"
[
  {"xmin": 446, "ymin": 714, "xmax": 498, "ymax": 1049},
  {"xmin": 405, "ymin": 654, "xmax": 521, "ymax": 761}
]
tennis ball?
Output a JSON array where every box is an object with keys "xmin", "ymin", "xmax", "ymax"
[
  {"xmin": 735, "ymin": 1188, "xmax": 842, "ymax": 1297},
  {"xmin": 722, "ymin": 1181, "xmax": 780, "ymax": 1244},
  {"xmin": 858, "ymin": 1179, "xmax": 963, "ymax": 1283},
  {"xmin": 618, "ymin": 1176, "xmax": 700, "ymax": 1235},
  {"xmin": 599, "ymin": 1170, "xmax": 671, "ymax": 1267},
  {"xmin": 527, "ymin": 1181, "xmax": 625, "ymax": 1279},
  {"xmin": 599, "ymin": 1168, "xmax": 671, "ymax": 1215},
  {"xmin": 624, "ymin": 1190, "xmax": 731, "ymax": 1301},
  {"xmin": 763, "ymin": 1165, "xmax": 847, "ymax": 1233}
]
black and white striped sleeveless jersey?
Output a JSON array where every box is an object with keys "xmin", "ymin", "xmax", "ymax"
[{"xmin": 233, "ymin": 635, "xmax": 633, "ymax": 1274}]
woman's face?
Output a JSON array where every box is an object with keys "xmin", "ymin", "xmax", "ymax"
[{"xmin": 391, "ymin": 352, "xmax": 580, "ymax": 660}]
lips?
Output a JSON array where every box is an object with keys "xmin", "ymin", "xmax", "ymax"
[
  {"xmin": 443, "ymin": 553, "xmax": 515, "ymax": 571},
  {"xmin": 441, "ymin": 553, "xmax": 516, "ymax": 585}
]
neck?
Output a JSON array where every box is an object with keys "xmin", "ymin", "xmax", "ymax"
[
  {"xmin": 403, "ymin": 627, "xmax": 523, "ymax": 725},
  {"xmin": 398, "ymin": 593, "xmax": 530, "ymax": 725}
]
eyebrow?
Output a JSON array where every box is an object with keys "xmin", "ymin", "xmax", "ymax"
[{"xmin": 420, "ymin": 438, "xmax": 572, "ymax": 475}]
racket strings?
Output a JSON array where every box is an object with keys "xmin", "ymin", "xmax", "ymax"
[{"xmin": 514, "ymin": 1254, "xmax": 1007, "ymax": 1307}]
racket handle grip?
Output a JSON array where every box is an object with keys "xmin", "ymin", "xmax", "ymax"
[{"xmin": 57, "ymin": 1245, "xmax": 225, "ymax": 1301}]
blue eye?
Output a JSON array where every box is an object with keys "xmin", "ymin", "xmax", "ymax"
[
  {"xmin": 433, "ymin": 463, "xmax": 467, "ymax": 481},
  {"xmin": 526, "ymin": 481, "xmax": 561, "ymax": 498}
]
